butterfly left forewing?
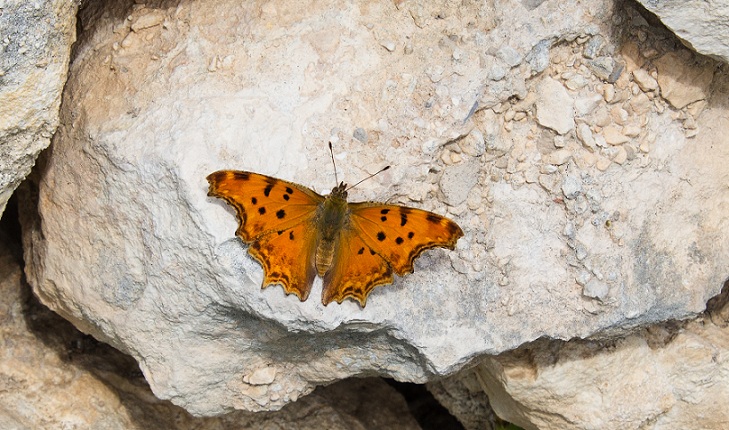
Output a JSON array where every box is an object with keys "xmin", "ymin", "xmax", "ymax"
[
  {"xmin": 349, "ymin": 203, "xmax": 463, "ymax": 275},
  {"xmin": 207, "ymin": 170, "xmax": 324, "ymax": 240},
  {"xmin": 207, "ymin": 170, "xmax": 324, "ymax": 301}
]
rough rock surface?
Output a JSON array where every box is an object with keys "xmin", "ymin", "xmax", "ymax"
[
  {"xmin": 427, "ymin": 371, "xmax": 494, "ymax": 430},
  {"xmin": 18, "ymin": 0, "xmax": 729, "ymax": 420},
  {"xmin": 637, "ymin": 0, "xmax": 729, "ymax": 64},
  {"xmin": 0, "ymin": 235, "xmax": 420, "ymax": 429},
  {"xmin": 0, "ymin": 0, "xmax": 78, "ymax": 218},
  {"xmin": 475, "ymin": 283, "xmax": 729, "ymax": 430}
]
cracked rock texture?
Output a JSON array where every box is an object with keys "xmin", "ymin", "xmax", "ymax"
[
  {"xmin": 473, "ymin": 283, "xmax": 729, "ymax": 429},
  {"xmin": 0, "ymin": 0, "xmax": 78, "ymax": 218},
  {"xmin": 16, "ymin": 0, "xmax": 729, "ymax": 423},
  {"xmin": 0, "ymin": 234, "xmax": 421, "ymax": 428},
  {"xmin": 637, "ymin": 0, "xmax": 729, "ymax": 64}
]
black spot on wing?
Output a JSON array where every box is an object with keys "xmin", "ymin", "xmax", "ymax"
[
  {"xmin": 358, "ymin": 247, "xmax": 365, "ymax": 255},
  {"xmin": 381, "ymin": 216, "xmax": 387, "ymax": 222},
  {"xmin": 380, "ymin": 209, "xmax": 390, "ymax": 214},
  {"xmin": 276, "ymin": 209, "xmax": 286, "ymax": 219},
  {"xmin": 277, "ymin": 230, "xmax": 284, "ymax": 235},
  {"xmin": 377, "ymin": 232, "xmax": 386, "ymax": 241},
  {"xmin": 400, "ymin": 213, "xmax": 408, "ymax": 226},
  {"xmin": 285, "ymin": 187, "xmax": 294, "ymax": 194},
  {"xmin": 258, "ymin": 207, "xmax": 266, "ymax": 215},
  {"xmin": 446, "ymin": 221, "xmax": 461, "ymax": 236},
  {"xmin": 251, "ymin": 197, "xmax": 257, "ymax": 205},
  {"xmin": 408, "ymin": 232, "xmax": 414, "ymax": 239},
  {"xmin": 369, "ymin": 249, "xmax": 376, "ymax": 255},
  {"xmin": 233, "ymin": 172, "xmax": 250, "ymax": 181},
  {"xmin": 395, "ymin": 237, "xmax": 404, "ymax": 244},
  {"xmin": 426, "ymin": 213, "xmax": 441, "ymax": 223},
  {"xmin": 283, "ymin": 194, "xmax": 290, "ymax": 201},
  {"xmin": 289, "ymin": 231, "xmax": 295, "ymax": 240},
  {"xmin": 264, "ymin": 184, "xmax": 273, "ymax": 197}
]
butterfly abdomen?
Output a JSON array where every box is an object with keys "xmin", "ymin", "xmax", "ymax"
[
  {"xmin": 314, "ymin": 188, "xmax": 350, "ymax": 277},
  {"xmin": 315, "ymin": 238, "xmax": 336, "ymax": 277}
]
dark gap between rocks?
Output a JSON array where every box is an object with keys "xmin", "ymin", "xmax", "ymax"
[
  {"xmin": 386, "ymin": 379, "xmax": 465, "ymax": 430},
  {"xmin": 0, "ymin": 193, "xmax": 23, "ymax": 264}
]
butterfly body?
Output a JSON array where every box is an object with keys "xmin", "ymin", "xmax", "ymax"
[
  {"xmin": 207, "ymin": 170, "xmax": 463, "ymax": 307},
  {"xmin": 314, "ymin": 183, "xmax": 349, "ymax": 277}
]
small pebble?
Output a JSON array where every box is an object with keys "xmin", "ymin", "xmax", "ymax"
[{"xmin": 603, "ymin": 125, "xmax": 630, "ymax": 145}]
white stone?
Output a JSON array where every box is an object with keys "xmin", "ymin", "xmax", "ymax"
[
  {"xmin": 603, "ymin": 125, "xmax": 631, "ymax": 145},
  {"xmin": 637, "ymin": 0, "xmax": 729, "ymax": 64},
  {"xmin": 583, "ymin": 278, "xmax": 609, "ymax": 301},
  {"xmin": 246, "ymin": 367, "xmax": 277, "ymax": 385},
  {"xmin": 459, "ymin": 129, "xmax": 486, "ymax": 157},
  {"xmin": 543, "ymin": 149, "xmax": 573, "ymax": 166},
  {"xmin": 0, "ymin": 239, "xmax": 420, "ymax": 429},
  {"xmin": 574, "ymin": 93, "xmax": 604, "ymax": 117},
  {"xmin": 476, "ymin": 306, "xmax": 729, "ymax": 430},
  {"xmin": 439, "ymin": 160, "xmax": 481, "ymax": 206},
  {"xmin": 561, "ymin": 175, "xmax": 582, "ymax": 199},
  {"xmin": 632, "ymin": 68, "xmax": 659, "ymax": 91},
  {"xmin": 655, "ymin": 51, "xmax": 715, "ymax": 109},
  {"xmin": 576, "ymin": 123, "xmax": 597, "ymax": 151},
  {"xmin": 535, "ymin": 77, "xmax": 575, "ymax": 135},
  {"xmin": 0, "ymin": 0, "xmax": 78, "ymax": 217}
]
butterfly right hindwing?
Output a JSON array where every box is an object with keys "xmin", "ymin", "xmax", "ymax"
[{"xmin": 348, "ymin": 203, "xmax": 463, "ymax": 275}]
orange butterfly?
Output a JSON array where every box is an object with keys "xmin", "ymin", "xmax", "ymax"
[{"xmin": 207, "ymin": 167, "xmax": 463, "ymax": 307}]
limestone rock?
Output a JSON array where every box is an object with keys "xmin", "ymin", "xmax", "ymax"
[
  {"xmin": 16, "ymin": 0, "xmax": 729, "ymax": 420},
  {"xmin": 535, "ymin": 77, "xmax": 575, "ymax": 135},
  {"xmin": 0, "ymin": 237, "xmax": 420, "ymax": 429},
  {"xmin": 654, "ymin": 51, "xmax": 715, "ymax": 109},
  {"xmin": 421, "ymin": 60, "xmax": 729, "ymax": 430},
  {"xmin": 427, "ymin": 372, "xmax": 495, "ymax": 430},
  {"xmin": 0, "ymin": 0, "xmax": 78, "ymax": 218},
  {"xmin": 439, "ymin": 160, "xmax": 481, "ymax": 206},
  {"xmin": 637, "ymin": 0, "xmax": 729, "ymax": 64},
  {"xmin": 475, "ymin": 294, "xmax": 729, "ymax": 430}
]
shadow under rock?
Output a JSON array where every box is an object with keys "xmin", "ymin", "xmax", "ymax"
[{"xmin": 4, "ymin": 199, "xmax": 451, "ymax": 428}]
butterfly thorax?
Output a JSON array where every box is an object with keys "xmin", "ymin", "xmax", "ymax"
[{"xmin": 314, "ymin": 183, "xmax": 349, "ymax": 277}]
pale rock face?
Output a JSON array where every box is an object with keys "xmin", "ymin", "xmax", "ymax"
[
  {"xmin": 637, "ymin": 0, "xmax": 729, "ymax": 64},
  {"xmin": 0, "ymin": 0, "xmax": 78, "ymax": 217},
  {"xmin": 475, "ymin": 291, "xmax": 729, "ymax": 430},
  {"xmin": 535, "ymin": 77, "xmax": 575, "ymax": 135},
  {"xmin": 654, "ymin": 51, "xmax": 715, "ymax": 109},
  {"xmin": 17, "ymin": 0, "xmax": 729, "ymax": 422},
  {"xmin": 0, "ymin": 237, "xmax": 420, "ymax": 428}
]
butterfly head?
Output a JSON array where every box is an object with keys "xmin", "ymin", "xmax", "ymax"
[{"xmin": 330, "ymin": 182, "xmax": 348, "ymax": 200}]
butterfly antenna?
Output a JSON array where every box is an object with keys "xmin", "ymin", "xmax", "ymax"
[
  {"xmin": 346, "ymin": 165, "xmax": 391, "ymax": 191},
  {"xmin": 329, "ymin": 142, "xmax": 339, "ymax": 184}
]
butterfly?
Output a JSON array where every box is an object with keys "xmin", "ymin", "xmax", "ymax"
[{"xmin": 206, "ymin": 167, "xmax": 463, "ymax": 307}]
